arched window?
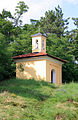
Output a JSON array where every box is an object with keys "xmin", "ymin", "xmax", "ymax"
[
  {"xmin": 35, "ymin": 39, "xmax": 38, "ymax": 49},
  {"xmin": 51, "ymin": 69, "xmax": 56, "ymax": 83},
  {"xmin": 42, "ymin": 40, "xmax": 44, "ymax": 50}
]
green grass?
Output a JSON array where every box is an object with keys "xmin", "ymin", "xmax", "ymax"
[{"xmin": 0, "ymin": 78, "xmax": 78, "ymax": 120}]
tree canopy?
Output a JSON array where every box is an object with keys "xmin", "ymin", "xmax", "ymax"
[{"xmin": 0, "ymin": 1, "xmax": 78, "ymax": 82}]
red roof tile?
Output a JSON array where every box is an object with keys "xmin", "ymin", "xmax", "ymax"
[
  {"xmin": 13, "ymin": 52, "xmax": 47, "ymax": 59},
  {"xmin": 13, "ymin": 52, "xmax": 66, "ymax": 63}
]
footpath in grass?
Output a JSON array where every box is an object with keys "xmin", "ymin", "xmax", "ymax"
[{"xmin": 0, "ymin": 78, "xmax": 78, "ymax": 120}]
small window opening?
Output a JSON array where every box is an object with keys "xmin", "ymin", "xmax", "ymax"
[
  {"xmin": 42, "ymin": 40, "xmax": 44, "ymax": 50},
  {"xmin": 35, "ymin": 39, "xmax": 38, "ymax": 49}
]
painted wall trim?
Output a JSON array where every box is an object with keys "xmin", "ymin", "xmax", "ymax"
[{"xmin": 15, "ymin": 56, "xmax": 63, "ymax": 65}]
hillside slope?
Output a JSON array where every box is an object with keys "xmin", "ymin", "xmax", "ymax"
[{"xmin": 0, "ymin": 78, "xmax": 78, "ymax": 120}]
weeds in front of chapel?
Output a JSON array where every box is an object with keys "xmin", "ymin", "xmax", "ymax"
[{"xmin": 0, "ymin": 78, "xmax": 78, "ymax": 120}]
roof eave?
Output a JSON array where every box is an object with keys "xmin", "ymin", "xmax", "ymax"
[
  {"xmin": 13, "ymin": 54, "xmax": 67, "ymax": 63},
  {"xmin": 47, "ymin": 54, "xmax": 67, "ymax": 63},
  {"xmin": 13, "ymin": 54, "xmax": 47, "ymax": 60}
]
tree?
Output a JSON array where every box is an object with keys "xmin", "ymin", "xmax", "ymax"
[
  {"xmin": 40, "ymin": 5, "xmax": 69, "ymax": 37},
  {"xmin": 0, "ymin": 33, "xmax": 12, "ymax": 80},
  {"xmin": 14, "ymin": 1, "xmax": 29, "ymax": 27},
  {"xmin": 0, "ymin": 1, "xmax": 29, "ymax": 43},
  {"xmin": 0, "ymin": 9, "xmax": 14, "ymax": 43},
  {"xmin": 72, "ymin": 17, "xmax": 78, "ymax": 61},
  {"xmin": 0, "ymin": 9, "xmax": 13, "ymax": 19}
]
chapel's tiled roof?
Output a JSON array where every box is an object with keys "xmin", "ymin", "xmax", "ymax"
[{"xmin": 13, "ymin": 52, "xmax": 66, "ymax": 63}]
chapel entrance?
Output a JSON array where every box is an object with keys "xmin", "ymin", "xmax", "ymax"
[{"xmin": 51, "ymin": 69, "xmax": 56, "ymax": 83}]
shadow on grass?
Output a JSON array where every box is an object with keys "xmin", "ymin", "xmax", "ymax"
[{"xmin": 0, "ymin": 78, "xmax": 57, "ymax": 101}]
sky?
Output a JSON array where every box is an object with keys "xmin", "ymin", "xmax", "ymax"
[{"xmin": 0, "ymin": 0, "xmax": 78, "ymax": 30}]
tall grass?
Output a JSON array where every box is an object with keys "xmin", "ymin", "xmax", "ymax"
[{"xmin": 0, "ymin": 78, "xmax": 78, "ymax": 120}]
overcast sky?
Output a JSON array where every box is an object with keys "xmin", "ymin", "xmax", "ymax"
[{"xmin": 0, "ymin": 0, "xmax": 78, "ymax": 30}]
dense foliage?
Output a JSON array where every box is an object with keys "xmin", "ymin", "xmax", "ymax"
[{"xmin": 0, "ymin": 1, "xmax": 78, "ymax": 82}]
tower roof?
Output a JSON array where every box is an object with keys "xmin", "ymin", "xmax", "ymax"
[{"xmin": 31, "ymin": 33, "xmax": 46, "ymax": 37}]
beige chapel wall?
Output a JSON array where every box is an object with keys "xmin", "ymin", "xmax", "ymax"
[
  {"xmin": 41, "ymin": 36, "xmax": 46, "ymax": 53},
  {"xmin": 46, "ymin": 59, "xmax": 62, "ymax": 84},
  {"xmin": 16, "ymin": 59, "xmax": 46, "ymax": 81}
]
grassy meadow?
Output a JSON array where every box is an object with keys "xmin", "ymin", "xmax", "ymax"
[{"xmin": 0, "ymin": 78, "xmax": 78, "ymax": 120}]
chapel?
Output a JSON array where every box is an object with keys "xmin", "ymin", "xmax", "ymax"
[{"xmin": 13, "ymin": 33, "xmax": 66, "ymax": 84}]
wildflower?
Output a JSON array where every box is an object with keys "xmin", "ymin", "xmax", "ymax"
[{"xmin": 11, "ymin": 93, "xmax": 16, "ymax": 97}]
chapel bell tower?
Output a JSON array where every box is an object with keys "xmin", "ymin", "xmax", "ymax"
[{"xmin": 31, "ymin": 33, "xmax": 46, "ymax": 53}]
